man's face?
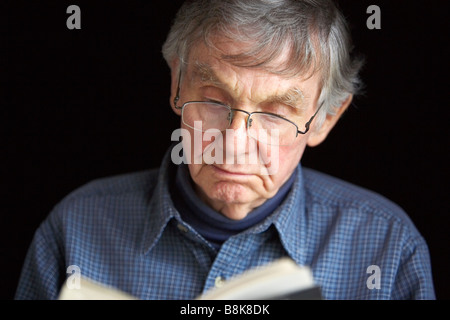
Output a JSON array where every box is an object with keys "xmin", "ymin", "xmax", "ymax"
[{"xmin": 171, "ymin": 37, "xmax": 323, "ymax": 220}]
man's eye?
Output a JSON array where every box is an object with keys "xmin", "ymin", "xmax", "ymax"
[
  {"xmin": 262, "ymin": 109, "xmax": 289, "ymax": 119},
  {"xmin": 267, "ymin": 104, "xmax": 303, "ymax": 119},
  {"xmin": 206, "ymin": 99, "xmax": 222, "ymax": 103},
  {"xmin": 205, "ymin": 98, "xmax": 228, "ymax": 106}
]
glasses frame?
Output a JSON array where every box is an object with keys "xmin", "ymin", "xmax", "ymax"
[{"xmin": 173, "ymin": 71, "xmax": 323, "ymax": 138}]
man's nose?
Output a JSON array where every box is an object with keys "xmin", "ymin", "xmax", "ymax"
[
  {"xmin": 227, "ymin": 110, "xmax": 250, "ymax": 140},
  {"xmin": 222, "ymin": 110, "xmax": 255, "ymax": 162},
  {"xmin": 230, "ymin": 110, "xmax": 246, "ymax": 125}
]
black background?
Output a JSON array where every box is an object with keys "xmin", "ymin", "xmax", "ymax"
[{"xmin": 3, "ymin": 0, "xmax": 449, "ymax": 300}]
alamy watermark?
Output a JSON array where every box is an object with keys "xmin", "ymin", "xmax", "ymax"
[
  {"xmin": 367, "ymin": 5, "xmax": 381, "ymax": 30},
  {"xmin": 366, "ymin": 265, "xmax": 381, "ymax": 289},
  {"xmin": 66, "ymin": 265, "xmax": 81, "ymax": 289},
  {"xmin": 66, "ymin": 5, "xmax": 81, "ymax": 30}
]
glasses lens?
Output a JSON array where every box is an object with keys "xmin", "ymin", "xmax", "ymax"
[
  {"xmin": 248, "ymin": 113, "xmax": 298, "ymax": 146},
  {"xmin": 182, "ymin": 102, "xmax": 231, "ymax": 132}
]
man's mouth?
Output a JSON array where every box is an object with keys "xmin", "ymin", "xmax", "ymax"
[{"xmin": 211, "ymin": 165, "xmax": 252, "ymax": 176}]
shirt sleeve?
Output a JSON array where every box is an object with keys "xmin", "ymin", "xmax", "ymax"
[
  {"xmin": 15, "ymin": 210, "xmax": 66, "ymax": 300},
  {"xmin": 392, "ymin": 236, "xmax": 436, "ymax": 300}
]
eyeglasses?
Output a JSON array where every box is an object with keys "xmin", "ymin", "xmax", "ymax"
[{"xmin": 173, "ymin": 73, "xmax": 323, "ymax": 146}]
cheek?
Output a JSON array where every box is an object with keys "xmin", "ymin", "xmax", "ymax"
[
  {"xmin": 256, "ymin": 144, "xmax": 279, "ymax": 175},
  {"xmin": 257, "ymin": 140, "xmax": 305, "ymax": 175},
  {"xmin": 270, "ymin": 141, "xmax": 307, "ymax": 178},
  {"xmin": 180, "ymin": 125, "xmax": 217, "ymax": 163}
]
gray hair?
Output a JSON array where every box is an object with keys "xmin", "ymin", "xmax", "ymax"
[{"xmin": 162, "ymin": 0, "xmax": 364, "ymax": 129}]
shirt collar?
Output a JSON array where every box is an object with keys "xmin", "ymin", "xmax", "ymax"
[
  {"xmin": 141, "ymin": 144, "xmax": 307, "ymax": 265},
  {"xmin": 234, "ymin": 164, "xmax": 307, "ymax": 265},
  {"xmin": 273, "ymin": 166, "xmax": 308, "ymax": 265},
  {"xmin": 140, "ymin": 145, "xmax": 180, "ymax": 254}
]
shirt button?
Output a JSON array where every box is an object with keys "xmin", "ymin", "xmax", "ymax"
[
  {"xmin": 215, "ymin": 276, "xmax": 225, "ymax": 288},
  {"xmin": 177, "ymin": 223, "xmax": 188, "ymax": 233}
]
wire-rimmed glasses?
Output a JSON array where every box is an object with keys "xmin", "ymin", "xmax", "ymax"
[{"xmin": 173, "ymin": 76, "xmax": 323, "ymax": 146}]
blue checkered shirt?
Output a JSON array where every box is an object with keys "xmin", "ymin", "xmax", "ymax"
[{"xmin": 15, "ymin": 147, "xmax": 435, "ymax": 300}]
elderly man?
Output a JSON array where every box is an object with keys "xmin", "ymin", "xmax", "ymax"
[{"xmin": 16, "ymin": 0, "xmax": 435, "ymax": 300}]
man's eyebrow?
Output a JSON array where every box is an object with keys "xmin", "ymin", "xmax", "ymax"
[
  {"xmin": 192, "ymin": 61, "xmax": 306, "ymax": 109},
  {"xmin": 192, "ymin": 62, "xmax": 224, "ymax": 87},
  {"xmin": 266, "ymin": 88, "xmax": 306, "ymax": 110}
]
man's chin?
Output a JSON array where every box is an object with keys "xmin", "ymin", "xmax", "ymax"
[
  {"xmin": 197, "ymin": 181, "xmax": 263, "ymax": 216},
  {"xmin": 207, "ymin": 181, "xmax": 251, "ymax": 203},
  {"xmin": 219, "ymin": 209, "xmax": 253, "ymax": 221}
]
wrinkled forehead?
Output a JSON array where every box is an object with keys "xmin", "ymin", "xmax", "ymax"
[
  {"xmin": 182, "ymin": 38, "xmax": 322, "ymax": 108},
  {"xmin": 184, "ymin": 33, "xmax": 322, "ymax": 84}
]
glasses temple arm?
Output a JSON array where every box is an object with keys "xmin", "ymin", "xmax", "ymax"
[
  {"xmin": 173, "ymin": 70, "xmax": 182, "ymax": 107},
  {"xmin": 298, "ymin": 101, "xmax": 324, "ymax": 134}
]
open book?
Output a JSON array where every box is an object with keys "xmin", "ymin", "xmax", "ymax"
[{"xmin": 58, "ymin": 258, "xmax": 321, "ymax": 300}]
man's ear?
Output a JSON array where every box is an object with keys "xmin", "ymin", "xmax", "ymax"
[
  {"xmin": 307, "ymin": 94, "xmax": 353, "ymax": 147},
  {"xmin": 169, "ymin": 59, "xmax": 182, "ymax": 115}
]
